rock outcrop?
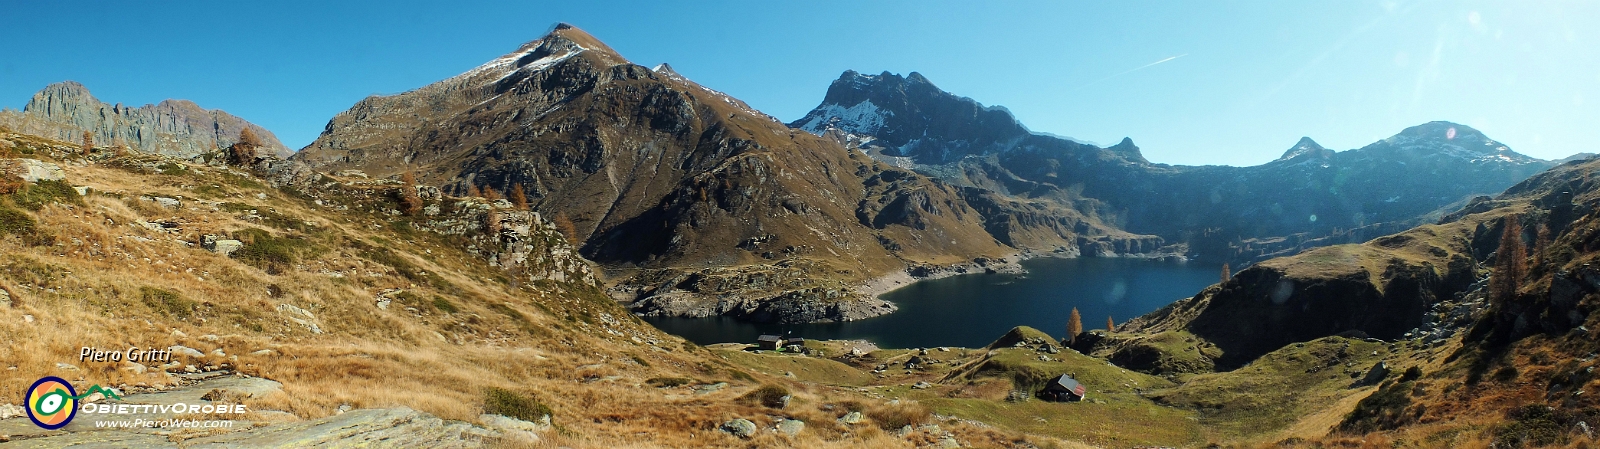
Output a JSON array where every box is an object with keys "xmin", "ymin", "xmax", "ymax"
[{"xmin": 0, "ymin": 81, "xmax": 290, "ymax": 159}]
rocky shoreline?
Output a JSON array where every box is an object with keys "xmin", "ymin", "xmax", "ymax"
[{"xmin": 619, "ymin": 243, "xmax": 1188, "ymax": 325}]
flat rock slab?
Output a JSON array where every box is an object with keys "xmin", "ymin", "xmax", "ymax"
[
  {"xmin": 183, "ymin": 408, "xmax": 496, "ymax": 448},
  {"xmin": 0, "ymin": 158, "xmax": 65, "ymax": 183},
  {"xmin": 0, "ymin": 375, "xmax": 506, "ymax": 447}
]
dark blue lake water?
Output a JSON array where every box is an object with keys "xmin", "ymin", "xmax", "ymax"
[{"xmin": 642, "ymin": 257, "xmax": 1222, "ymax": 349}]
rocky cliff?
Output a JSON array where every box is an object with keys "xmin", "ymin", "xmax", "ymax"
[{"xmin": 0, "ymin": 81, "xmax": 290, "ymax": 159}]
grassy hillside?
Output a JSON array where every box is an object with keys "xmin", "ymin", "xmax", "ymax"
[{"xmin": 0, "ymin": 130, "xmax": 1061, "ymax": 448}]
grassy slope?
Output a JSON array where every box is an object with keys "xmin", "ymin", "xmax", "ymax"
[{"xmin": 0, "ymin": 132, "xmax": 1059, "ymax": 448}]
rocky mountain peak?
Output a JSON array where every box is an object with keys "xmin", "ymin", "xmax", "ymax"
[
  {"xmin": 1107, "ymin": 137, "xmax": 1148, "ymax": 163},
  {"xmin": 1, "ymin": 81, "xmax": 289, "ymax": 159},
  {"xmin": 542, "ymin": 23, "xmax": 619, "ymax": 60},
  {"xmin": 24, "ymin": 81, "xmax": 94, "ymax": 110},
  {"xmin": 1276, "ymin": 136, "xmax": 1330, "ymax": 162},
  {"xmin": 792, "ymin": 70, "xmax": 1034, "ymax": 163},
  {"xmin": 1365, "ymin": 120, "xmax": 1540, "ymax": 164}
]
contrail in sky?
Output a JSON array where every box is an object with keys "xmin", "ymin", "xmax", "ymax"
[{"xmin": 1076, "ymin": 53, "xmax": 1188, "ymax": 90}]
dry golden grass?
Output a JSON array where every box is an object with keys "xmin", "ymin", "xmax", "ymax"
[{"xmin": 0, "ymin": 135, "xmax": 1059, "ymax": 448}]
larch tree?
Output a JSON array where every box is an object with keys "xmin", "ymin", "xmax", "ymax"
[
  {"xmin": 1490, "ymin": 215, "xmax": 1527, "ymax": 306},
  {"xmin": 1106, "ymin": 316, "xmax": 1115, "ymax": 332},
  {"xmin": 1220, "ymin": 263, "xmax": 1231, "ymax": 284},
  {"xmin": 232, "ymin": 127, "xmax": 265, "ymax": 165},
  {"xmin": 483, "ymin": 185, "xmax": 503, "ymax": 201},
  {"xmin": 1067, "ymin": 307, "xmax": 1083, "ymax": 345},
  {"xmin": 509, "ymin": 183, "xmax": 529, "ymax": 210},
  {"xmin": 552, "ymin": 212, "xmax": 579, "ymax": 245},
  {"xmin": 238, "ymin": 127, "xmax": 264, "ymax": 147},
  {"xmin": 81, "ymin": 131, "xmax": 93, "ymax": 155},
  {"xmin": 398, "ymin": 172, "xmax": 424, "ymax": 216},
  {"xmin": 466, "ymin": 184, "xmax": 482, "ymax": 198}
]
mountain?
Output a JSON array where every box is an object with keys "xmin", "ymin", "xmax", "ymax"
[
  {"xmin": 288, "ymin": 25, "xmax": 1146, "ymax": 324},
  {"xmin": 0, "ymin": 81, "xmax": 290, "ymax": 159},
  {"xmin": 794, "ymin": 71, "xmax": 1555, "ymax": 265}
]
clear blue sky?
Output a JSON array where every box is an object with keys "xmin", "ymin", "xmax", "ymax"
[{"xmin": 2, "ymin": 1, "xmax": 1596, "ymax": 166}]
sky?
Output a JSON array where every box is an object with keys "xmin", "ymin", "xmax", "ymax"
[{"xmin": 2, "ymin": 1, "xmax": 1596, "ymax": 166}]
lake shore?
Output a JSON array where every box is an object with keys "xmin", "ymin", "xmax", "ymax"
[{"xmin": 854, "ymin": 246, "xmax": 1189, "ymax": 302}]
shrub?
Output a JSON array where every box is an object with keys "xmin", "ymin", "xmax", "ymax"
[
  {"xmin": 1495, "ymin": 405, "xmax": 1572, "ymax": 448},
  {"xmin": 0, "ymin": 207, "xmax": 36, "ymax": 236},
  {"xmin": 866, "ymin": 401, "xmax": 932, "ymax": 430},
  {"xmin": 645, "ymin": 377, "xmax": 694, "ymax": 388},
  {"xmin": 0, "ymin": 174, "xmax": 22, "ymax": 195},
  {"xmin": 1401, "ymin": 366, "xmax": 1423, "ymax": 382},
  {"xmin": 483, "ymin": 387, "xmax": 552, "ymax": 422},
  {"xmin": 431, "ymin": 296, "xmax": 458, "ymax": 314},
  {"xmin": 230, "ymin": 228, "xmax": 306, "ymax": 273},
  {"xmin": 738, "ymin": 384, "xmax": 791, "ymax": 408},
  {"xmin": 13, "ymin": 179, "xmax": 82, "ymax": 211},
  {"xmin": 727, "ymin": 369, "xmax": 757, "ymax": 383},
  {"xmin": 141, "ymin": 287, "xmax": 195, "ymax": 319}
]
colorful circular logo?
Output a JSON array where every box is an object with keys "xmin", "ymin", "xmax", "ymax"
[{"xmin": 25, "ymin": 376, "xmax": 78, "ymax": 430}]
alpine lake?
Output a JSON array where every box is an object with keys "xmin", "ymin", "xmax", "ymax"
[{"xmin": 643, "ymin": 257, "xmax": 1223, "ymax": 349}]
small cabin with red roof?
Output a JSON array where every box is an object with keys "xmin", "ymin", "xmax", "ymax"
[{"xmin": 1039, "ymin": 374, "xmax": 1087, "ymax": 402}]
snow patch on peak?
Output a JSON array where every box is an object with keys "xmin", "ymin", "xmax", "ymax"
[
  {"xmin": 795, "ymin": 101, "xmax": 891, "ymax": 136},
  {"xmin": 1277, "ymin": 137, "xmax": 1329, "ymax": 161},
  {"xmin": 492, "ymin": 50, "xmax": 579, "ymax": 84},
  {"xmin": 448, "ymin": 36, "xmax": 589, "ymax": 87}
]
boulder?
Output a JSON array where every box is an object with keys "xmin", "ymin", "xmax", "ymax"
[
  {"xmin": 208, "ymin": 239, "xmax": 243, "ymax": 256},
  {"xmin": 1357, "ymin": 361, "xmax": 1390, "ymax": 387},
  {"xmin": 0, "ymin": 403, "xmax": 24, "ymax": 420},
  {"xmin": 838, "ymin": 411, "xmax": 863, "ymax": 424},
  {"xmin": 0, "ymin": 158, "xmax": 64, "ymax": 182},
  {"xmin": 170, "ymin": 345, "xmax": 206, "ymax": 359},
  {"xmin": 479, "ymin": 413, "xmax": 550, "ymax": 442},
  {"xmin": 776, "ymin": 419, "xmax": 804, "ymax": 436},
  {"xmin": 720, "ymin": 418, "xmax": 756, "ymax": 438}
]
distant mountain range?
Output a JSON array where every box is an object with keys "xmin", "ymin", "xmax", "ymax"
[
  {"xmin": 0, "ymin": 81, "xmax": 290, "ymax": 159},
  {"xmin": 792, "ymin": 70, "xmax": 1556, "ymax": 264}
]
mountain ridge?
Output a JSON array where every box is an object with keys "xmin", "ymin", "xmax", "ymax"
[
  {"xmin": 794, "ymin": 70, "xmax": 1556, "ymax": 265},
  {"xmin": 0, "ymin": 81, "xmax": 290, "ymax": 159}
]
